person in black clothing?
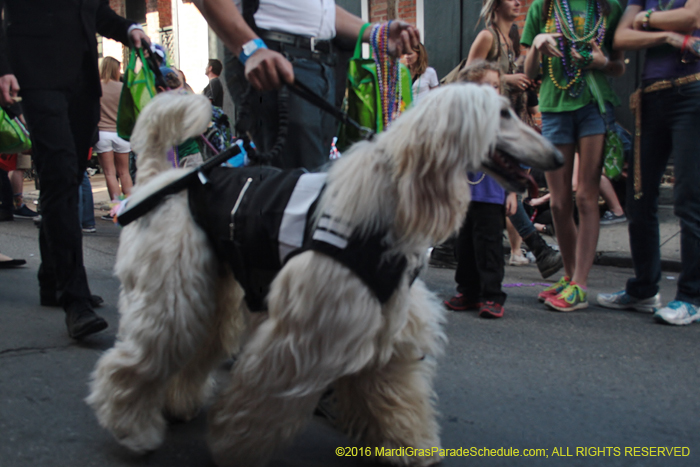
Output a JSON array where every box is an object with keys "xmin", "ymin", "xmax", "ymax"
[
  {"xmin": 203, "ymin": 58, "xmax": 224, "ymax": 107},
  {"xmin": 0, "ymin": 0, "xmax": 149, "ymax": 339}
]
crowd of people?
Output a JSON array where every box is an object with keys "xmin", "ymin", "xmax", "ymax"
[
  {"xmin": 441, "ymin": 0, "xmax": 700, "ymax": 327},
  {"xmin": 1, "ymin": 0, "xmax": 699, "ymax": 341}
]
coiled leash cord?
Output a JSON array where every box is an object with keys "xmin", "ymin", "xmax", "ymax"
[{"xmin": 234, "ymin": 84, "xmax": 291, "ymax": 166}]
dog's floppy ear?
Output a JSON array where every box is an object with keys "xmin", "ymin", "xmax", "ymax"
[
  {"xmin": 131, "ymin": 92, "xmax": 212, "ymax": 184},
  {"xmin": 375, "ymin": 84, "xmax": 501, "ymax": 245}
]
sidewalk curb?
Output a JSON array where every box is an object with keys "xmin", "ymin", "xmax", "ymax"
[{"xmin": 595, "ymin": 251, "xmax": 682, "ymax": 273}]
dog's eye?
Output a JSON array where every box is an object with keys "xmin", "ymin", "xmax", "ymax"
[{"xmin": 500, "ymin": 109, "xmax": 511, "ymax": 118}]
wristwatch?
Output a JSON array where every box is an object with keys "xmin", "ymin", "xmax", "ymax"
[{"xmin": 239, "ymin": 38, "xmax": 268, "ymax": 65}]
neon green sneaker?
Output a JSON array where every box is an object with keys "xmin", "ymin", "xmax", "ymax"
[
  {"xmin": 537, "ymin": 276, "xmax": 571, "ymax": 303},
  {"xmin": 545, "ymin": 281, "xmax": 588, "ymax": 312}
]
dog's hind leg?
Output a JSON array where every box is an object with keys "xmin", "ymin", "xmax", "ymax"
[
  {"xmin": 163, "ymin": 272, "xmax": 248, "ymax": 422},
  {"xmin": 334, "ymin": 279, "xmax": 446, "ymax": 467},
  {"xmin": 207, "ymin": 252, "xmax": 384, "ymax": 467},
  {"xmin": 87, "ymin": 198, "xmax": 222, "ymax": 454}
]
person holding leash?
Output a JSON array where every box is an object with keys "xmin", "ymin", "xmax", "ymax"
[
  {"xmin": 597, "ymin": 0, "xmax": 700, "ymax": 325},
  {"xmin": 193, "ymin": 0, "xmax": 418, "ymax": 171}
]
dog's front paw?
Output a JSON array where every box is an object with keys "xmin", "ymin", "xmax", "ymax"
[{"xmin": 113, "ymin": 420, "xmax": 166, "ymax": 455}]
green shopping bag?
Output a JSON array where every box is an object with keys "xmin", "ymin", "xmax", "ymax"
[
  {"xmin": 117, "ymin": 48, "xmax": 157, "ymax": 141},
  {"xmin": 0, "ymin": 107, "xmax": 31, "ymax": 154},
  {"xmin": 586, "ymin": 73, "xmax": 624, "ymax": 181},
  {"xmin": 337, "ymin": 24, "xmax": 412, "ymax": 151}
]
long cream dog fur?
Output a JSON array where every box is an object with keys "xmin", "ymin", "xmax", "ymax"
[{"xmin": 87, "ymin": 86, "xmax": 561, "ymax": 467}]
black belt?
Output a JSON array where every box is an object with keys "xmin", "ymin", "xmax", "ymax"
[
  {"xmin": 258, "ymin": 30, "xmax": 333, "ymax": 54},
  {"xmin": 258, "ymin": 30, "xmax": 335, "ymax": 65}
]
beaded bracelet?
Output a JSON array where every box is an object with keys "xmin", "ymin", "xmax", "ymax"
[
  {"xmin": 642, "ymin": 8, "xmax": 655, "ymax": 30},
  {"xmin": 682, "ymin": 35, "xmax": 692, "ymax": 54}
]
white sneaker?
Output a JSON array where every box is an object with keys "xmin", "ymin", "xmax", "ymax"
[
  {"xmin": 596, "ymin": 290, "xmax": 661, "ymax": 313},
  {"xmin": 509, "ymin": 253, "xmax": 529, "ymax": 266},
  {"xmin": 654, "ymin": 301, "xmax": 700, "ymax": 325}
]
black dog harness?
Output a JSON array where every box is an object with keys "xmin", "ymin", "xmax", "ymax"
[{"xmin": 187, "ymin": 166, "xmax": 408, "ymax": 311}]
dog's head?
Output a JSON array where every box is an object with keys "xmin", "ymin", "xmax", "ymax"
[
  {"xmin": 379, "ymin": 84, "xmax": 562, "ymax": 195},
  {"xmin": 131, "ymin": 92, "xmax": 212, "ymax": 159},
  {"xmin": 482, "ymin": 94, "xmax": 563, "ymax": 193}
]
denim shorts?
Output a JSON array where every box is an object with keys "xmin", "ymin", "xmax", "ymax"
[{"xmin": 541, "ymin": 102, "xmax": 615, "ymax": 145}]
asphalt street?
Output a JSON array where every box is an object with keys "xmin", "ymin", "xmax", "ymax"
[{"xmin": 1, "ymin": 217, "xmax": 698, "ymax": 467}]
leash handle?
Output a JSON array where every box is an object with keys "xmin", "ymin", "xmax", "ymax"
[
  {"xmin": 116, "ymin": 142, "xmax": 247, "ymax": 226},
  {"xmin": 287, "ymin": 81, "xmax": 374, "ymax": 141}
]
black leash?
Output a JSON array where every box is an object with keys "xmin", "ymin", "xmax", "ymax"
[
  {"xmin": 116, "ymin": 142, "xmax": 251, "ymax": 226},
  {"xmin": 287, "ymin": 81, "xmax": 374, "ymax": 141},
  {"xmin": 117, "ymin": 82, "xmax": 368, "ymax": 227}
]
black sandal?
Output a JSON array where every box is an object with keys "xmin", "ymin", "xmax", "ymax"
[{"xmin": 0, "ymin": 258, "xmax": 26, "ymax": 268}]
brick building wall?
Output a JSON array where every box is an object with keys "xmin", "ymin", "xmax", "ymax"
[
  {"xmin": 369, "ymin": 0, "xmax": 417, "ymax": 26},
  {"xmin": 109, "ymin": 0, "xmax": 171, "ymax": 28}
]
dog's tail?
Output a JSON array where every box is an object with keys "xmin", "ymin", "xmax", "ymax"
[{"xmin": 130, "ymin": 92, "xmax": 213, "ymax": 185}]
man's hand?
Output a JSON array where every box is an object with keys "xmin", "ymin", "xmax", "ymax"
[
  {"xmin": 388, "ymin": 21, "xmax": 420, "ymax": 58},
  {"xmin": 0, "ymin": 74, "xmax": 20, "ymax": 107},
  {"xmin": 130, "ymin": 28, "xmax": 151, "ymax": 51},
  {"xmin": 244, "ymin": 48, "xmax": 295, "ymax": 91}
]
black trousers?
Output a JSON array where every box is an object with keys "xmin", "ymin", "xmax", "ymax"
[
  {"xmin": 0, "ymin": 169, "xmax": 12, "ymax": 212},
  {"xmin": 455, "ymin": 201, "xmax": 507, "ymax": 305},
  {"xmin": 21, "ymin": 59, "xmax": 100, "ymax": 308}
]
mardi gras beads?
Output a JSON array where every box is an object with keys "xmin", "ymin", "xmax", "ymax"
[{"xmin": 370, "ymin": 21, "xmax": 402, "ymax": 129}]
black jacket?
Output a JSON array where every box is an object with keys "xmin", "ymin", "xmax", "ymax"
[{"xmin": 0, "ymin": 0, "xmax": 135, "ymax": 97}]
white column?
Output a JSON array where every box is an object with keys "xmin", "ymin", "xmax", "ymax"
[
  {"xmin": 172, "ymin": 0, "xmax": 210, "ymax": 94},
  {"xmin": 416, "ymin": 0, "xmax": 424, "ymax": 35},
  {"xmin": 171, "ymin": 0, "xmax": 181, "ymax": 68}
]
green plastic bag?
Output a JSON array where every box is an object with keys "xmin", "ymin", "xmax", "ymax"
[
  {"xmin": 586, "ymin": 73, "xmax": 624, "ymax": 180},
  {"xmin": 337, "ymin": 24, "xmax": 412, "ymax": 151},
  {"xmin": 117, "ymin": 48, "xmax": 156, "ymax": 141},
  {"xmin": 601, "ymin": 126, "xmax": 624, "ymax": 180},
  {"xmin": 0, "ymin": 107, "xmax": 31, "ymax": 154}
]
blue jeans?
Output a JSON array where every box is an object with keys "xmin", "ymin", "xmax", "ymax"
[
  {"xmin": 224, "ymin": 49, "xmax": 336, "ymax": 171},
  {"xmin": 77, "ymin": 171, "xmax": 95, "ymax": 228},
  {"xmin": 626, "ymin": 81, "xmax": 700, "ymax": 305},
  {"xmin": 508, "ymin": 198, "xmax": 537, "ymax": 239},
  {"xmin": 541, "ymin": 102, "xmax": 615, "ymax": 145}
]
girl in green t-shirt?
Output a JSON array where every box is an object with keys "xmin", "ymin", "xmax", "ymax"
[{"xmin": 521, "ymin": 0, "xmax": 625, "ymax": 311}]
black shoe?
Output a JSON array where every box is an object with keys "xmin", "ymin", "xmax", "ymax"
[
  {"xmin": 41, "ymin": 293, "xmax": 104, "ymax": 308},
  {"xmin": 13, "ymin": 204, "xmax": 40, "ymax": 219},
  {"xmin": 0, "ymin": 258, "xmax": 26, "ymax": 268},
  {"xmin": 524, "ymin": 233, "xmax": 563, "ymax": 279},
  {"xmin": 65, "ymin": 305, "xmax": 108, "ymax": 339}
]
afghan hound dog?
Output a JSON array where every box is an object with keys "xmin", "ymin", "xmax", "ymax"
[{"xmin": 87, "ymin": 86, "xmax": 562, "ymax": 467}]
